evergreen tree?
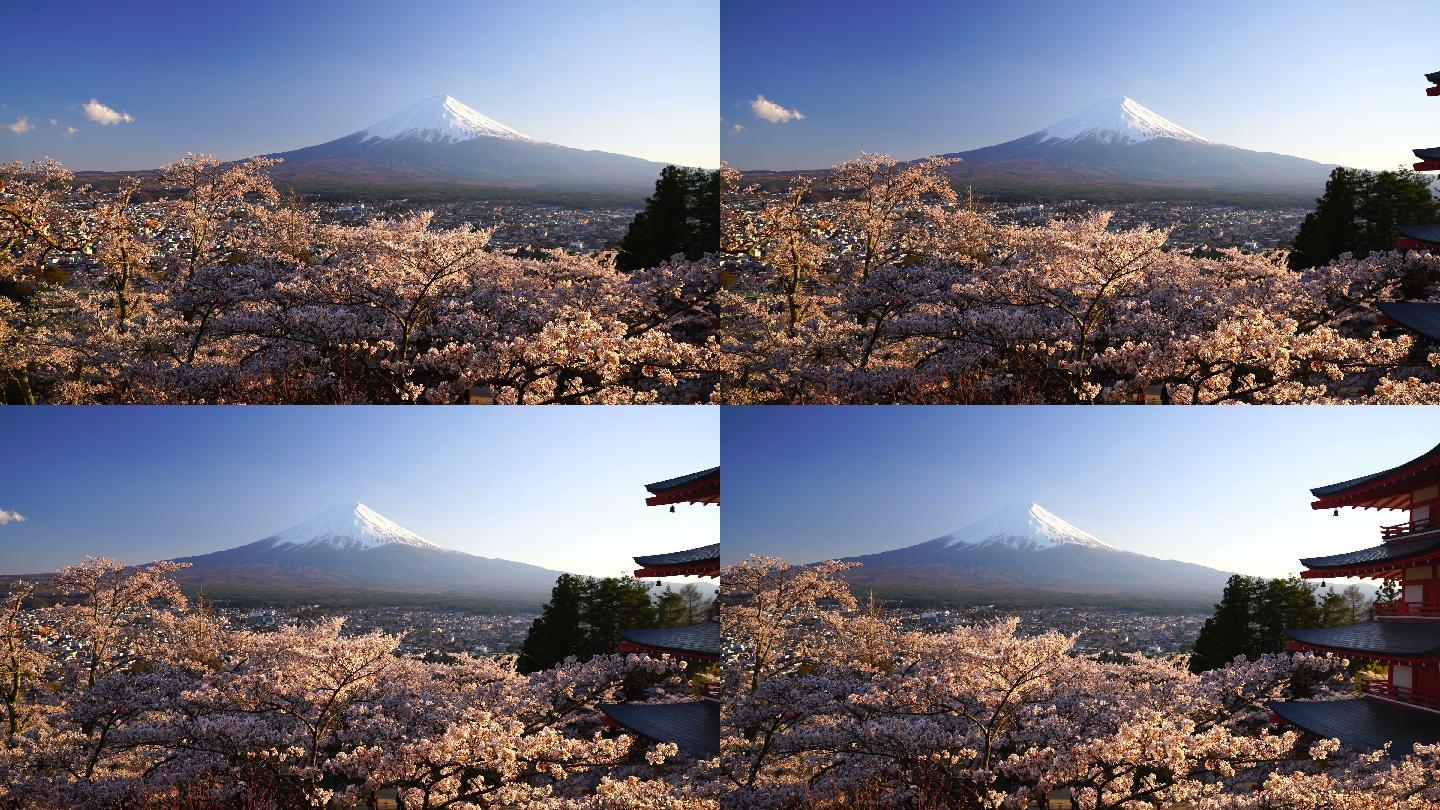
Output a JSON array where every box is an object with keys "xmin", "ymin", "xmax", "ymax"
[
  {"xmin": 579, "ymin": 576, "xmax": 658, "ymax": 654},
  {"xmin": 656, "ymin": 588, "xmax": 689, "ymax": 628},
  {"xmin": 517, "ymin": 574, "xmax": 660, "ymax": 673},
  {"xmin": 616, "ymin": 166, "xmax": 720, "ymax": 271},
  {"xmin": 517, "ymin": 574, "xmax": 586, "ymax": 673},
  {"xmin": 1290, "ymin": 166, "xmax": 1440, "ymax": 269},
  {"xmin": 1190, "ymin": 575, "xmax": 1328, "ymax": 673}
]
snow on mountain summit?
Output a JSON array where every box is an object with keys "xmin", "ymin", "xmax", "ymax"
[
  {"xmin": 941, "ymin": 502, "xmax": 1118, "ymax": 552},
  {"xmin": 1036, "ymin": 96, "xmax": 1210, "ymax": 145},
  {"xmin": 264, "ymin": 502, "xmax": 445, "ymax": 551},
  {"xmin": 357, "ymin": 95, "xmax": 539, "ymax": 144}
]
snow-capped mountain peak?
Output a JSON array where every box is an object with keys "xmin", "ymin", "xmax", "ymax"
[
  {"xmin": 941, "ymin": 502, "xmax": 1117, "ymax": 552},
  {"xmin": 1036, "ymin": 96, "xmax": 1210, "ymax": 145},
  {"xmin": 264, "ymin": 502, "xmax": 445, "ymax": 551},
  {"xmin": 356, "ymin": 95, "xmax": 539, "ymax": 144}
]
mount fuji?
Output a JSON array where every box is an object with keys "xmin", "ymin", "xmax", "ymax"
[
  {"xmin": 169, "ymin": 502, "xmax": 565, "ymax": 609},
  {"xmin": 839, "ymin": 502, "xmax": 1235, "ymax": 609},
  {"xmin": 260, "ymin": 94, "xmax": 670, "ymax": 197},
  {"xmin": 934, "ymin": 96, "xmax": 1335, "ymax": 203}
]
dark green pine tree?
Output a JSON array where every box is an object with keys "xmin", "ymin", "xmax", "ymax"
[
  {"xmin": 517, "ymin": 573, "xmax": 587, "ymax": 673},
  {"xmin": 656, "ymin": 588, "xmax": 690, "ymax": 628},
  {"xmin": 1190, "ymin": 575, "xmax": 1328, "ymax": 673},
  {"xmin": 1290, "ymin": 166, "xmax": 1440, "ymax": 269},
  {"xmin": 616, "ymin": 166, "xmax": 721, "ymax": 271},
  {"xmin": 579, "ymin": 576, "xmax": 659, "ymax": 653}
]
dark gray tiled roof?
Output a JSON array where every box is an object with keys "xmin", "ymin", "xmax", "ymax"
[
  {"xmin": 645, "ymin": 467, "xmax": 719, "ymax": 494},
  {"xmin": 1301, "ymin": 532, "xmax": 1440, "ymax": 570},
  {"xmin": 600, "ymin": 700, "xmax": 720, "ymax": 757},
  {"xmin": 1312, "ymin": 441, "xmax": 1440, "ymax": 497},
  {"xmin": 620, "ymin": 621, "xmax": 720, "ymax": 657},
  {"xmin": 1271, "ymin": 697, "xmax": 1440, "ymax": 757},
  {"xmin": 634, "ymin": 543, "xmax": 720, "ymax": 567},
  {"xmin": 1398, "ymin": 225, "xmax": 1440, "ymax": 244},
  {"xmin": 1378, "ymin": 301, "xmax": 1440, "ymax": 342},
  {"xmin": 1414, "ymin": 148, "xmax": 1440, "ymax": 161},
  {"xmin": 1287, "ymin": 620, "xmax": 1440, "ymax": 657},
  {"xmin": 1428, "ymin": 70, "xmax": 1440, "ymax": 84}
]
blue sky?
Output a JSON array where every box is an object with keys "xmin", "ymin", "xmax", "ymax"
[
  {"xmin": 0, "ymin": 407, "xmax": 717, "ymax": 577},
  {"xmin": 722, "ymin": 407, "xmax": 1438, "ymax": 579},
  {"xmin": 1, "ymin": 0, "xmax": 718, "ymax": 170},
  {"xmin": 723, "ymin": 0, "xmax": 1434, "ymax": 171}
]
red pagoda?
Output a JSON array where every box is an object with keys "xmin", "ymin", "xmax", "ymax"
[
  {"xmin": 599, "ymin": 467, "xmax": 720, "ymax": 759},
  {"xmin": 1270, "ymin": 443, "xmax": 1440, "ymax": 755},
  {"xmin": 1377, "ymin": 70, "xmax": 1440, "ymax": 343}
]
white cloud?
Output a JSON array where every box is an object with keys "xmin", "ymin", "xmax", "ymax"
[
  {"xmin": 64, "ymin": 126, "xmax": 78, "ymax": 140},
  {"xmin": 6, "ymin": 116, "xmax": 33, "ymax": 135},
  {"xmin": 728, "ymin": 123, "xmax": 746, "ymax": 135},
  {"xmin": 48, "ymin": 118, "xmax": 58, "ymax": 126},
  {"xmin": 750, "ymin": 95, "xmax": 805, "ymax": 124},
  {"xmin": 83, "ymin": 98, "xmax": 135, "ymax": 125},
  {"xmin": 0, "ymin": 508, "xmax": 25, "ymax": 526}
]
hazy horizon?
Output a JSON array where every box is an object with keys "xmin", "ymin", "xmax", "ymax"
[
  {"xmin": 723, "ymin": 0, "xmax": 1431, "ymax": 172},
  {"xmin": 1, "ymin": 0, "xmax": 719, "ymax": 171},
  {"xmin": 0, "ymin": 407, "xmax": 718, "ymax": 578},
  {"xmin": 722, "ymin": 406, "xmax": 1437, "ymax": 579}
]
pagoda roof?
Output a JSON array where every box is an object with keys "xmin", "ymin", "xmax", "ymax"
[
  {"xmin": 1287, "ymin": 620, "xmax": 1440, "ymax": 659},
  {"xmin": 619, "ymin": 621, "xmax": 720, "ymax": 659},
  {"xmin": 634, "ymin": 543, "xmax": 720, "ymax": 568},
  {"xmin": 1428, "ymin": 70, "xmax": 1440, "ymax": 84},
  {"xmin": 1414, "ymin": 148, "xmax": 1440, "ymax": 161},
  {"xmin": 599, "ymin": 700, "xmax": 720, "ymax": 758},
  {"xmin": 1397, "ymin": 224, "xmax": 1440, "ymax": 245},
  {"xmin": 1377, "ymin": 301, "xmax": 1440, "ymax": 342},
  {"xmin": 645, "ymin": 467, "xmax": 719, "ymax": 506},
  {"xmin": 1300, "ymin": 531, "xmax": 1440, "ymax": 577},
  {"xmin": 1311, "ymin": 441, "xmax": 1440, "ymax": 510},
  {"xmin": 634, "ymin": 543, "xmax": 720, "ymax": 577},
  {"xmin": 1271, "ymin": 697, "xmax": 1440, "ymax": 757}
]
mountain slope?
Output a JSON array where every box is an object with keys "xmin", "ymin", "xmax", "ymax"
[
  {"xmin": 936, "ymin": 96, "xmax": 1335, "ymax": 203},
  {"xmin": 263, "ymin": 94, "xmax": 669, "ymax": 196},
  {"xmin": 171, "ymin": 503, "xmax": 564, "ymax": 608},
  {"xmin": 841, "ymin": 503, "xmax": 1234, "ymax": 609}
]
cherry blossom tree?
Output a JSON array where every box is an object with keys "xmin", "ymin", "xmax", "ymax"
[
  {"xmin": 721, "ymin": 555, "xmax": 1440, "ymax": 809},
  {"xmin": 0, "ymin": 558, "xmax": 718, "ymax": 809},
  {"xmin": 0, "ymin": 155, "xmax": 719, "ymax": 404},
  {"xmin": 721, "ymin": 154, "xmax": 1440, "ymax": 404}
]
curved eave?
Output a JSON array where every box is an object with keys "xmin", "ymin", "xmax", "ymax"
[
  {"xmin": 1300, "ymin": 531, "xmax": 1440, "ymax": 579},
  {"xmin": 635, "ymin": 562, "xmax": 720, "ymax": 578},
  {"xmin": 1271, "ymin": 697, "xmax": 1440, "ymax": 757},
  {"xmin": 598, "ymin": 701, "xmax": 721, "ymax": 758},
  {"xmin": 1310, "ymin": 442, "xmax": 1440, "ymax": 510},
  {"xmin": 619, "ymin": 641, "xmax": 720, "ymax": 662},
  {"xmin": 1285, "ymin": 621, "xmax": 1440, "ymax": 661},
  {"xmin": 645, "ymin": 468, "xmax": 720, "ymax": 505}
]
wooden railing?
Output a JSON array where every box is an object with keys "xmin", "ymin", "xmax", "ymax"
[
  {"xmin": 1365, "ymin": 681, "xmax": 1440, "ymax": 712},
  {"xmin": 1375, "ymin": 600, "xmax": 1440, "ymax": 618},
  {"xmin": 1382, "ymin": 516, "xmax": 1437, "ymax": 541}
]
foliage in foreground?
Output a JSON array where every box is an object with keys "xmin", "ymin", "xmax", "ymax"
[
  {"xmin": 720, "ymin": 555, "xmax": 1440, "ymax": 809},
  {"xmin": 0, "ymin": 155, "xmax": 718, "ymax": 404},
  {"xmin": 721, "ymin": 153, "xmax": 1440, "ymax": 404},
  {"xmin": 0, "ymin": 558, "xmax": 718, "ymax": 808}
]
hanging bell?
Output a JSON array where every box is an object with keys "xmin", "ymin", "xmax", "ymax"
[
  {"xmin": 1333, "ymin": 509, "xmax": 1339, "ymax": 517},
  {"xmin": 670, "ymin": 505, "xmax": 676, "ymax": 513}
]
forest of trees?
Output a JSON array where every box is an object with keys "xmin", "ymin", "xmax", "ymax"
[
  {"xmin": 1290, "ymin": 167, "xmax": 1440, "ymax": 270},
  {"xmin": 617, "ymin": 166, "xmax": 720, "ymax": 272},
  {"xmin": 1189, "ymin": 575, "xmax": 1376, "ymax": 673},
  {"xmin": 517, "ymin": 574, "xmax": 713, "ymax": 673}
]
